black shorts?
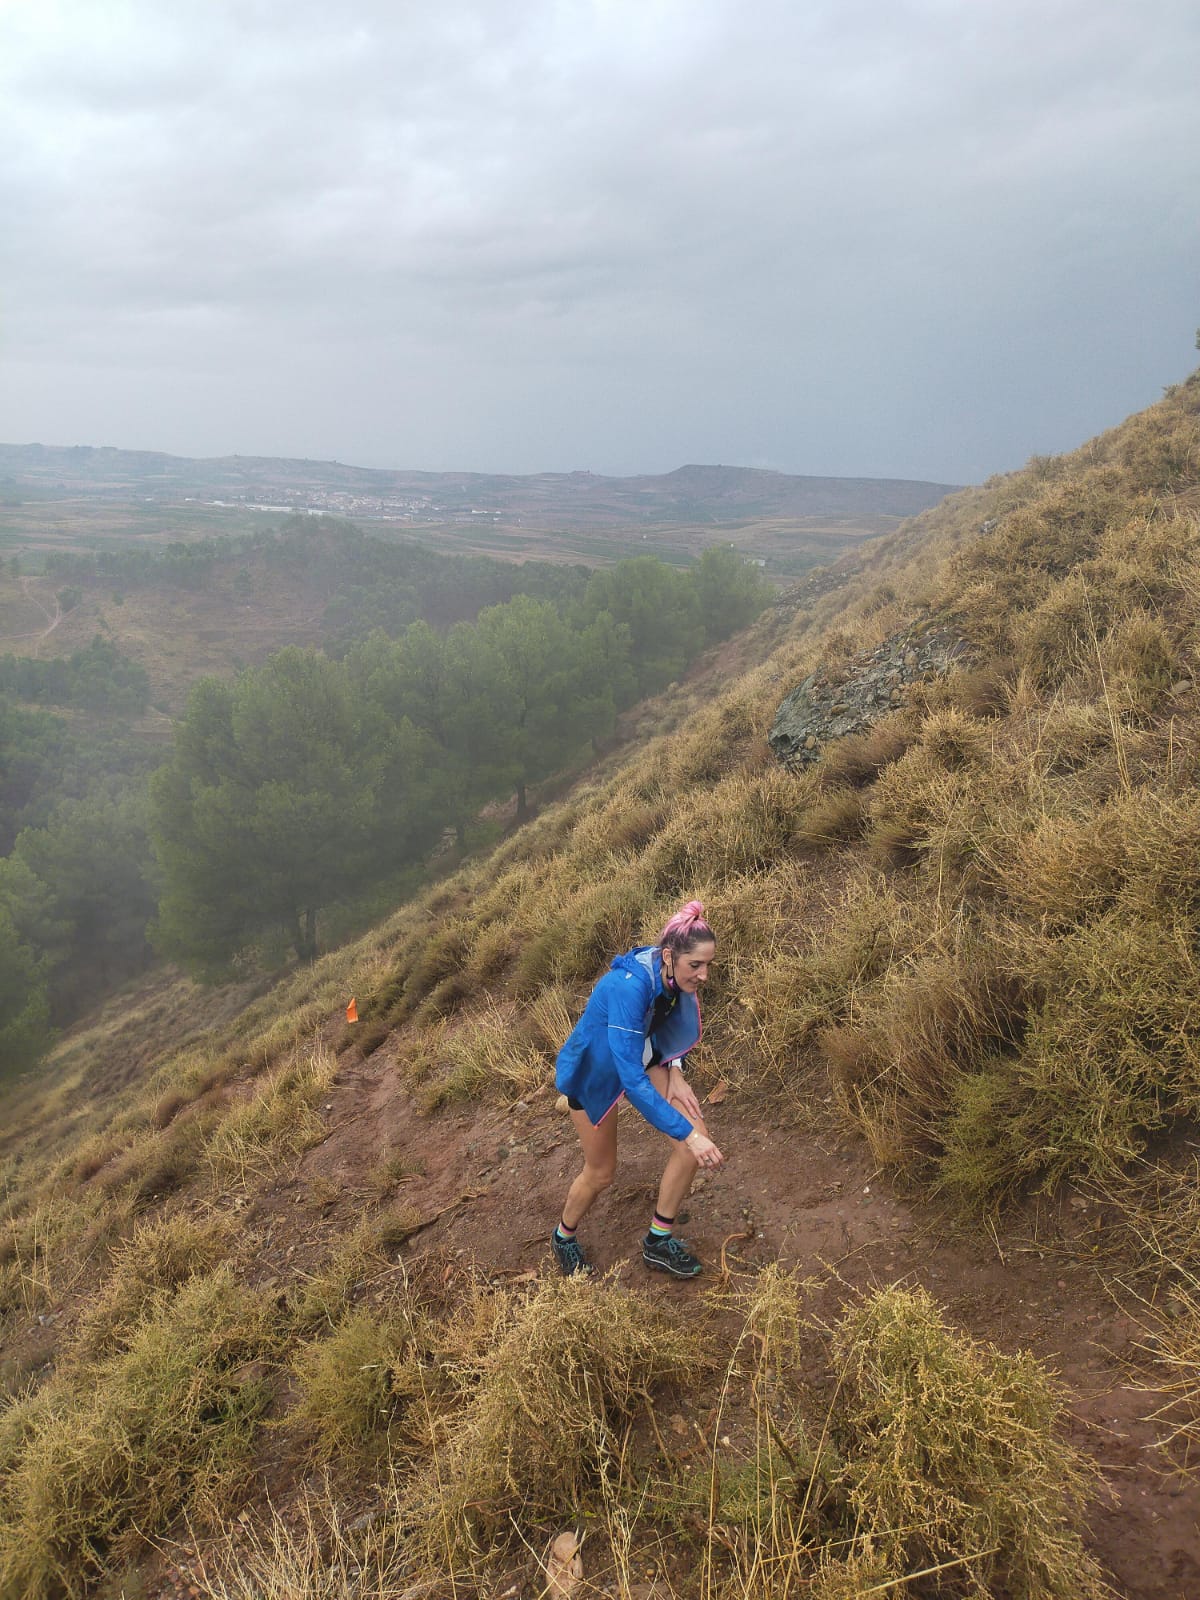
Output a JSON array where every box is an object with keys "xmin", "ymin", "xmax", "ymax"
[{"xmin": 567, "ymin": 1094, "xmax": 583, "ymax": 1111}]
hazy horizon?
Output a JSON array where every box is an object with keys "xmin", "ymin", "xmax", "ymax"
[{"xmin": 0, "ymin": 438, "xmax": 965, "ymax": 489}]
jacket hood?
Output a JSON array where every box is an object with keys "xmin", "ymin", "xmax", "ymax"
[{"xmin": 610, "ymin": 945, "xmax": 663, "ymax": 986}]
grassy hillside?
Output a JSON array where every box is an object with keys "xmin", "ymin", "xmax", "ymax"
[{"xmin": 2, "ymin": 373, "xmax": 1200, "ymax": 1598}]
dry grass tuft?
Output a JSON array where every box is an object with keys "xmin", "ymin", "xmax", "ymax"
[
  {"xmin": 186, "ymin": 1481, "xmax": 411, "ymax": 1600},
  {"xmin": 1133, "ymin": 1261, "xmax": 1200, "ymax": 1474},
  {"xmin": 290, "ymin": 1299, "xmax": 429, "ymax": 1461},
  {"xmin": 400, "ymin": 1275, "xmax": 702, "ymax": 1564},
  {"xmin": 288, "ymin": 1218, "xmax": 393, "ymax": 1336},
  {"xmin": 411, "ymin": 1000, "xmax": 555, "ymax": 1110},
  {"xmin": 513, "ymin": 871, "xmax": 658, "ymax": 995},
  {"xmin": 0, "ymin": 1267, "xmax": 277, "ymax": 1599},
  {"xmin": 827, "ymin": 1284, "xmax": 1108, "ymax": 1599},
  {"xmin": 815, "ymin": 713, "xmax": 918, "ymax": 790},
  {"xmin": 204, "ymin": 1045, "xmax": 337, "ymax": 1188},
  {"xmin": 818, "ymin": 911, "xmax": 1032, "ymax": 1187},
  {"xmin": 67, "ymin": 1210, "xmax": 235, "ymax": 1366}
]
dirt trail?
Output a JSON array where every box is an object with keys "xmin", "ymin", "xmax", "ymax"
[
  {"xmin": 240, "ymin": 1042, "xmax": 1200, "ymax": 1600},
  {"xmin": 0, "ymin": 576, "xmax": 63, "ymax": 651}
]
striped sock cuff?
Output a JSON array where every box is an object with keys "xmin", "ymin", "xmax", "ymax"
[{"xmin": 648, "ymin": 1212, "xmax": 674, "ymax": 1240}]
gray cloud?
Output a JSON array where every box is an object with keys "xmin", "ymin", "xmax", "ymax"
[{"xmin": 1, "ymin": 0, "xmax": 1197, "ymax": 481}]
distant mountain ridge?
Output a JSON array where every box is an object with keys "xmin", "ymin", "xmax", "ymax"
[{"xmin": 0, "ymin": 442, "xmax": 959, "ymax": 527}]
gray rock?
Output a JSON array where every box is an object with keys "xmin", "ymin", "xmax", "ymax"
[{"xmin": 768, "ymin": 622, "xmax": 973, "ymax": 769}]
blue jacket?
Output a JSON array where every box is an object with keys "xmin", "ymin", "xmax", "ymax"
[{"xmin": 555, "ymin": 946, "xmax": 701, "ymax": 1139}]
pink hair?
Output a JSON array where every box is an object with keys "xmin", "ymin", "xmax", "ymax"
[{"xmin": 660, "ymin": 899, "xmax": 715, "ymax": 955}]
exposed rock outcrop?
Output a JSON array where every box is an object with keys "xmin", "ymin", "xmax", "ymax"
[{"xmin": 768, "ymin": 622, "xmax": 972, "ymax": 768}]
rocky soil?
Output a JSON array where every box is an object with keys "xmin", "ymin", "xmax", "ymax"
[{"xmin": 768, "ymin": 620, "xmax": 972, "ymax": 766}]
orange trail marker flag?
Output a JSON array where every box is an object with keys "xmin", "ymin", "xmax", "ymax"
[{"xmin": 345, "ymin": 997, "xmax": 358, "ymax": 1023}]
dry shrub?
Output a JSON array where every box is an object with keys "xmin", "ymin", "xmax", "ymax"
[
  {"xmin": 722, "ymin": 875, "xmax": 901, "ymax": 1095},
  {"xmin": 523, "ymin": 984, "xmax": 576, "ymax": 1058},
  {"xmin": 824, "ymin": 781, "xmax": 1200, "ymax": 1203},
  {"xmin": 815, "ymin": 713, "xmax": 917, "ymax": 789},
  {"xmin": 290, "ymin": 1300, "xmax": 430, "ymax": 1461},
  {"xmin": 400, "ymin": 1276, "xmax": 702, "ymax": 1563},
  {"xmin": 184, "ymin": 1483, "xmax": 410, "ymax": 1600},
  {"xmin": 150, "ymin": 1088, "xmax": 191, "ymax": 1130},
  {"xmin": 63, "ymin": 1132, "xmax": 125, "ymax": 1185},
  {"xmin": 864, "ymin": 745, "xmax": 979, "ymax": 872},
  {"xmin": 466, "ymin": 918, "xmax": 516, "ymax": 984},
  {"xmin": 1013, "ymin": 573, "xmax": 1111, "ymax": 689},
  {"xmin": 985, "ymin": 801, "xmax": 1131, "ymax": 930},
  {"xmin": 0, "ymin": 1205, "xmax": 57, "ymax": 1323},
  {"xmin": 1095, "ymin": 611, "xmax": 1179, "ymax": 718},
  {"xmin": 204, "ymin": 1046, "xmax": 336, "ymax": 1187},
  {"xmin": 469, "ymin": 860, "xmax": 541, "ymax": 930},
  {"xmin": 1024, "ymin": 696, "xmax": 1114, "ymax": 779},
  {"xmin": 1119, "ymin": 403, "xmax": 1200, "ymax": 492},
  {"xmin": 364, "ymin": 1149, "xmax": 425, "ymax": 1198},
  {"xmin": 1120, "ymin": 791, "xmax": 1200, "ymax": 920},
  {"xmin": 0, "ymin": 1268, "xmax": 277, "ymax": 1599},
  {"xmin": 967, "ymin": 478, "xmax": 1122, "ymax": 583},
  {"xmin": 289, "ymin": 1219, "xmax": 392, "ymax": 1335},
  {"xmin": 791, "ymin": 787, "xmax": 868, "ymax": 851},
  {"xmin": 821, "ymin": 918, "xmax": 1031, "ymax": 1178},
  {"xmin": 936, "ymin": 659, "xmax": 1014, "ymax": 720},
  {"xmin": 676, "ymin": 1265, "xmax": 843, "ymax": 1598},
  {"xmin": 1008, "ymin": 910, "xmax": 1200, "ymax": 1190},
  {"xmin": 67, "ymin": 1211, "xmax": 235, "ymax": 1366},
  {"xmin": 1136, "ymin": 1268, "xmax": 1200, "ymax": 1472},
  {"xmin": 917, "ymin": 705, "xmax": 991, "ymax": 771},
  {"xmin": 414, "ymin": 1000, "xmax": 554, "ymax": 1110},
  {"xmin": 828, "ymin": 1285, "xmax": 1107, "ymax": 1599},
  {"xmin": 678, "ymin": 1269, "xmax": 1103, "ymax": 1599},
  {"xmin": 644, "ymin": 767, "xmax": 803, "ymax": 893},
  {"xmin": 410, "ymin": 968, "xmax": 474, "ymax": 1024},
  {"xmin": 934, "ymin": 1066, "xmax": 1028, "ymax": 1209},
  {"xmin": 383, "ymin": 915, "xmax": 475, "ymax": 1022},
  {"xmin": 1098, "ymin": 507, "xmax": 1200, "ymax": 586},
  {"xmin": 509, "ymin": 869, "xmax": 648, "ymax": 996},
  {"xmin": 663, "ymin": 693, "xmax": 764, "ymax": 789},
  {"xmin": 946, "ymin": 574, "xmax": 1049, "ymax": 655},
  {"xmin": 373, "ymin": 1203, "xmax": 423, "ymax": 1250},
  {"xmin": 569, "ymin": 786, "xmax": 668, "ymax": 864},
  {"xmin": 95, "ymin": 1110, "xmax": 214, "ymax": 1204}
]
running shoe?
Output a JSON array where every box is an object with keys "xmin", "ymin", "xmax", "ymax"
[
  {"xmin": 642, "ymin": 1234, "xmax": 703, "ymax": 1278},
  {"xmin": 551, "ymin": 1231, "xmax": 593, "ymax": 1277}
]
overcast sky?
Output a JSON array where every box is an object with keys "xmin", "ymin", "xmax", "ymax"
[{"xmin": 1, "ymin": 1, "xmax": 1197, "ymax": 484}]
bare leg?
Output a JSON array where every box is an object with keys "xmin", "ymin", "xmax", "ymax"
[
  {"xmin": 646, "ymin": 1064, "xmax": 707, "ymax": 1220},
  {"xmin": 560, "ymin": 1106, "xmax": 619, "ymax": 1229}
]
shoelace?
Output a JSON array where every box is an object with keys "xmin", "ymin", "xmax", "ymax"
[{"xmin": 559, "ymin": 1237, "xmax": 588, "ymax": 1268}]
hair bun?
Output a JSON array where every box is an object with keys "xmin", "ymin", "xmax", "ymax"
[{"xmin": 660, "ymin": 899, "xmax": 714, "ymax": 953}]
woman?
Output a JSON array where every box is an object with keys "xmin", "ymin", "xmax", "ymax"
[{"xmin": 552, "ymin": 900, "xmax": 725, "ymax": 1279}]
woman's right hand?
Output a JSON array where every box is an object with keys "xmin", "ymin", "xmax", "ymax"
[{"xmin": 685, "ymin": 1130, "xmax": 724, "ymax": 1169}]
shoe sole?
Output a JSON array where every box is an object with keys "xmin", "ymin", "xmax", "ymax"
[{"xmin": 642, "ymin": 1248, "xmax": 702, "ymax": 1278}]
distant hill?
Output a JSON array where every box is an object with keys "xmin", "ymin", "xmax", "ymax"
[{"xmin": 0, "ymin": 442, "xmax": 959, "ymax": 528}]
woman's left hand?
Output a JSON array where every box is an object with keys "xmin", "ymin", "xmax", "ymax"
[{"xmin": 667, "ymin": 1068, "xmax": 702, "ymax": 1122}]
